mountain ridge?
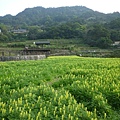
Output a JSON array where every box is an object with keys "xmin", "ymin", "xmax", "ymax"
[{"xmin": 0, "ymin": 6, "xmax": 120, "ymax": 26}]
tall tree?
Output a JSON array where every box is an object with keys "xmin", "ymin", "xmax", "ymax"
[
  {"xmin": 27, "ymin": 26, "xmax": 43, "ymax": 40},
  {"xmin": 86, "ymin": 24, "xmax": 112, "ymax": 48}
]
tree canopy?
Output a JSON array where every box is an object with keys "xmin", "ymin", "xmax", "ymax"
[{"xmin": 0, "ymin": 6, "xmax": 120, "ymax": 48}]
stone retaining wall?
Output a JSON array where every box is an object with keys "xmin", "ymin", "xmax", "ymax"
[{"xmin": 0, "ymin": 55, "xmax": 46, "ymax": 61}]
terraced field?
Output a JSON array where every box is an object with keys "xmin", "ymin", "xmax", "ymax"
[{"xmin": 0, "ymin": 56, "xmax": 120, "ymax": 120}]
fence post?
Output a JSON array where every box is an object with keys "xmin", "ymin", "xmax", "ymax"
[
  {"xmin": 2, "ymin": 52, "xmax": 4, "ymax": 56},
  {"xmin": 9, "ymin": 51, "xmax": 11, "ymax": 56}
]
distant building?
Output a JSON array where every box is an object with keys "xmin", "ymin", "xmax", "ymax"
[
  {"xmin": 33, "ymin": 41, "xmax": 50, "ymax": 48},
  {"xmin": 11, "ymin": 29, "xmax": 28, "ymax": 34},
  {"xmin": 112, "ymin": 41, "xmax": 120, "ymax": 46},
  {"xmin": 33, "ymin": 41, "xmax": 50, "ymax": 46}
]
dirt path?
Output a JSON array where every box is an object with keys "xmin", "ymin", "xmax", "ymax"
[{"xmin": 46, "ymin": 77, "xmax": 60, "ymax": 86}]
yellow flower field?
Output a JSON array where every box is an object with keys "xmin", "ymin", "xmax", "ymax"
[{"xmin": 0, "ymin": 56, "xmax": 120, "ymax": 120}]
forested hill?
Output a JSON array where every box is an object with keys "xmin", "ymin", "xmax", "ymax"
[
  {"xmin": 0, "ymin": 6, "xmax": 120, "ymax": 49},
  {"xmin": 0, "ymin": 6, "xmax": 120, "ymax": 26}
]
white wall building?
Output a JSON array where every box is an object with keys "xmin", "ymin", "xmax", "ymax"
[{"xmin": 112, "ymin": 41, "xmax": 120, "ymax": 46}]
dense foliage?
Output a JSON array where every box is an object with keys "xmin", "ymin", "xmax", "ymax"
[
  {"xmin": 0, "ymin": 6, "xmax": 120, "ymax": 26},
  {"xmin": 0, "ymin": 56, "xmax": 120, "ymax": 119},
  {"xmin": 0, "ymin": 6, "xmax": 120, "ymax": 48}
]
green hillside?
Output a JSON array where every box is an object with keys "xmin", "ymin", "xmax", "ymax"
[
  {"xmin": 0, "ymin": 6, "xmax": 120, "ymax": 26},
  {"xmin": 0, "ymin": 6, "xmax": 120, "ymax": 49},
  {"xmin": 0, "ymin": 56, "xmax": 120, "ymax": 119}
]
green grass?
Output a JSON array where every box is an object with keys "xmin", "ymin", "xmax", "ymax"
[
  {"xmin": 0, "ymin": 56, "xmax": 120, "ymax": 120},
  {"xmin": 0, "ymin": 39, "xmax": 115, "ymax": 57}
]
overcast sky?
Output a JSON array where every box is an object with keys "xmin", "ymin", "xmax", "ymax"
[{"xmin": 0, "ymin": 0, "xmax": 120, "ymax": 16}]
